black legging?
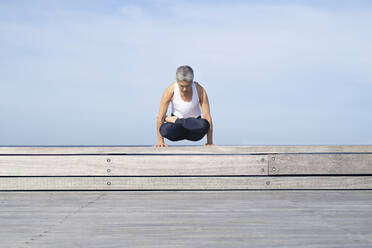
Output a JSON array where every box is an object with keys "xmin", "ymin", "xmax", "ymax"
[{"xmin": 159, "ymin": 114, "xmax": 210, "ymax": 141}]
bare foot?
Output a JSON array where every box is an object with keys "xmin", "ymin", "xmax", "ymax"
[{"xmin": 165, "ymin": 115, "xmax": 178, "ymax": 123}]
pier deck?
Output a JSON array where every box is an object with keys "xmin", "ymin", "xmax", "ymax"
[
  {"xmin": 1, "ymin": 146, "xmax": 372, "ymax": 247},
  {"xmin": 1, "ymin": 190, "xmax": 372, "ymax": 247}
]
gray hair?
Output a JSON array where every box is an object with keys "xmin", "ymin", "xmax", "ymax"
[{"xmin": 176, "ymin": 65, "xmax": 194, "ymax": 82}]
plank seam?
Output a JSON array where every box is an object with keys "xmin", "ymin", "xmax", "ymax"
[
  {"xmin": 2, "ymin": 175, "xmax": 372, "ymax": 177},
  {"xmin": 2, "ymin": 152, "xmax": 372, "ymax": 156}
]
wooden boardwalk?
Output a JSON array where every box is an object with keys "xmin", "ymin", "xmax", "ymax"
[
  {"xmin": 0, "ymin": 145, "xmax": 372, "ymax": 190},
  {"xmin": 1, "ymin": 146, "xmax": 372, "ymax": 247},
  {"xmin": 1, "ymin": 190, "xmax": 372, "ymax": 247}
]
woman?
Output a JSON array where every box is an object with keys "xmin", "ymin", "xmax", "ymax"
[{"xmin": 154, "ymin": 65, "xmax": 214, "ymax": 147}]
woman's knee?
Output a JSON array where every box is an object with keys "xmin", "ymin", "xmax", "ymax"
[
  {"xmin": 159, "ymin": 123, "xmax": 186, "ymax": 141},
  {"xmin": 194, "ymin": 119, "xmax": 210, "ymax": 134},
  {"xmin": 201, "ymin": 119, "xmax": 210, "ymax": 132},
  {"xmin": 184, "ymin": 118, "xmax": 210, "ymax": 132},
  {"xmin": 159, "ymin": 124, "xmax": 169, "ymax": 137}
]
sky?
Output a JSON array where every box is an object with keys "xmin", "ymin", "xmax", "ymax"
[{"xmin": 0, "ymin": 0, "xmax": 371, "ymax": 146}]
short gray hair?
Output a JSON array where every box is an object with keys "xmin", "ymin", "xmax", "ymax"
[{"xmin": 176, "ymin": 65, "xmax": 194, "ymax": 82}]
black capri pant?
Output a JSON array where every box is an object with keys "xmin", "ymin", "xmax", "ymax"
[{"xmin": 159, "ymin": 114, "xmax": 210, "ymax": 141}]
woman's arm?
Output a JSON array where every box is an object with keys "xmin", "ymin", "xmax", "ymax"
[
  {"xmin": 199, "ymin": 85, "xmax": 214, "ymax": 145},
  {"xmin": 154, "ymin": 84, "xmax": 173, "ymax": 147}
]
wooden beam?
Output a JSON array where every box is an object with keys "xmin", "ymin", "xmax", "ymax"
[
  {"xmin": 268, "ymin": 154, "xmax": 372, "ymax": 175},
  {"xmin": 0, "ymin": 155, "xmax": 268, "ymax": 176},
  {"xmin": 1, "ymin": 176, "xmax": 372, "ymax": 190},
  {"xmin": 1, "ymin": 145, "xmax": 371, "ymax": 155}
]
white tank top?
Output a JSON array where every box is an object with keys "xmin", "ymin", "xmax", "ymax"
[{"xmin": 171, "ymin": 81, "xmax": 202, "ymax": 118}]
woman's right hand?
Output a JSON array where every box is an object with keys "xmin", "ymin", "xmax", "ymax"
[{"xmin": 153, "ymin": 143, "xmax": 168, "ymax": 147}]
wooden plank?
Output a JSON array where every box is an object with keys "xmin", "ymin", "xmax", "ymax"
[
  {"xmin": 268, "ymin": 154, "xmax": 372, "ymax": 175},
  {"xmin": 1, "ymin": 176, "xmax": 372, "ymax": 190},
  {"xmin": 0, "ymin": 145, "xmax": 371, "ymax": 155},
  {"xmin": 2, "ymin": 191, "xmax": 372, "ymax": 247},
  {"xmin": 0, "ymin": 155, "xmax": 268, "ymax": 176}
]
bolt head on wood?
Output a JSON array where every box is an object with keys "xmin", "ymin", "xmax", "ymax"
[
  {"xmin": 107, "ymin": 181, "xmax": 111, "ymax": 185},
  {"xmin": 272, "ymin": 157, "xmax": 275, "ymax": 161},
  {"xmin": 107, "ymin": 169, "xmax": 111, "ymax": 173},
  {"xmin": 107, "ymin": 158, "xmax": 111, "ymax": 162}
]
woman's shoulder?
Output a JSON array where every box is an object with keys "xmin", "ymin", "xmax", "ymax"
[
  {"xmin": 194, "ymin": 81, "xmax": 204, "ymax": 100},
  {"xmin": 167, "ymin": 82, "xmax": 176, "ymax": 101},
  {"xmin": 165, "ymin": 82, "xmax": 176, "ymax": 93},
  {"xmin": 194, "ymin": 81, "xmax": 204, "ymax": 90}
]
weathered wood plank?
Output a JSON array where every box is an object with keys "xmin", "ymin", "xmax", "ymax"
[
  {"xmin": 0, "ymin": 155, "xmax": 268, "ymax": 176},
  {"xmin": 0, "ymin": 145, "xmax": 371, "ymax": 155},
  {"xmin": 1, "ymin": 176, "xmax": 372, "ymax": 190},
  {"xmin": 1, "ymin": 191, "xmax": 372, "ymax": 247},
  {"xmin": 268, "ymin": 154, "xmax": 372, "ymax": 175}
]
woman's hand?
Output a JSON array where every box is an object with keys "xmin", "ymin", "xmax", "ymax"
[
  {"xmin": 153, "ymin": 143, "xmax": 168, "ymax": 147},
  {"xmin": 204, "ymin": 143, "xmax": 216, "ymax": 146}
]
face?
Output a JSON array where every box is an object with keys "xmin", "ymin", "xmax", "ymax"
[{"xmin": 177, "ymin": 81, "xmax": 192, "ymax": 94}]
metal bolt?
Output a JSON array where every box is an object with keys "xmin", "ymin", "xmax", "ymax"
[
  {"xmin": 272, "ymin": 167, "xmax": 276, "ymax": 171},
  {"xmin": 266, "ymin": 181, "xmax": 270, "ymax": 185},
  {"xmin": 272, "ymin": 157, "xmax": 275, "ymax": 161},
  {"xmin": 261, "ymin": 158, "xmax": 265, "ymax": 162},
  {"xmin": 107, "ymin": 181, "xmax": 111, "ymax": 185},
  {"xmin": 261, "ymin": 168, "xmax": 265, "ymax": 173},
  {"xmin": 107, "ymin": 169, "xmax": 111, "ymax": 173},
  {"xmin": 107, "ymin": 158, "xmax": 111, "ymax": 162}
]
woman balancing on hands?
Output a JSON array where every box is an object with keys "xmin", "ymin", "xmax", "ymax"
[{"xmin": 154, "ymin": 65, "xmax": 214, "ymax": 147}]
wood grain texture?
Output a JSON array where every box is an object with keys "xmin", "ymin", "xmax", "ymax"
[
  {"xmin": 1, "ymin": 176, "xmax": 372, "ymax": 190},
  {"xmin": 1, "ymin": 146, "xmax": 371, "ymax": 191},
  {"xmin": 0, "ymin": 155, "xmax": 268, "ymax": 176},
  {"xmin": 268, "ymin": 154, "xmax": 372, "ymax": 175},
  {"xmin": 2, "ymin": 191, "xmax": 372, "ymax": 247},
  {"xmin": 1, "ymin": 145, "xmax": 372, "ymax": 154}
]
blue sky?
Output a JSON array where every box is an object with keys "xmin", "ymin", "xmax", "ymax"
[{"xmin": 0, "ymin": 0, "xmax": 371, "ymax": 146}]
